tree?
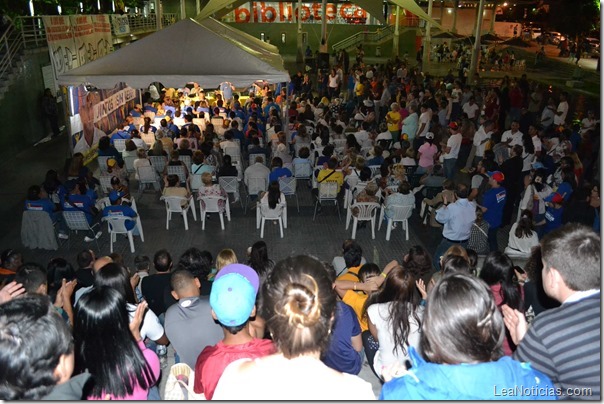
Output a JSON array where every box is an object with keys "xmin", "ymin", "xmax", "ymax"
[{"xmin": 548, "ymin": 0, "xmax": 600, "ymax": 39}]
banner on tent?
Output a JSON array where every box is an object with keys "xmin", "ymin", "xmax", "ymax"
[
  {"xmin": 43, "ymin": 15, "xmax": 114, "ymax": 80},
  {"xmin": 227, "ymin": 2, "xmax": 368, "ymax": 24},
  {"xmin": 70, "ymin": 83, "xmax": 139, "ymax": 163},
  {"xmin": 111, "ymin": 15, "xmax": 130, "ymax": 35}
]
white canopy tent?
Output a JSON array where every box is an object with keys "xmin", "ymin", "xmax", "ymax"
[{"xmin": 57, "ymin": 17, "xmax": 290, "ymax": 89}]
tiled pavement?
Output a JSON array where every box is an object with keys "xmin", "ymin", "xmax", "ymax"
[{"xmin": 1, "ymin": 134, "xmax": 515, "ymax": 398}]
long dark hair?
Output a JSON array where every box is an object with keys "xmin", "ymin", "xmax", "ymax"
[
  {"xmin": 522, "ymin": 133, "xmax": 535, "ymax": 155},
  {"xmin": 248, "ymin": 241, "xmax": 274, "ymax": 279},
  {"xmin": 267, "ymin": 181, "xmax": 282, "ymax": 209},
  {"xmin": 402, "ymin": 245, "xmax": 434, "ymax": 281},
  {"xmin": 479, "ymin": 251, "xmax": 523, "ymax": 310},
  {"xmin": 515, "ymin": 210, "xmax": 535, "ymax": 238},
  {"xmin": 93, "ymin": 263, "xmax": 137, "ymax": 305},
  {"xmin": 73, "ymin": 287, "xmax": 155, "ymax": 398},
  {"xmin": 364, "ymin": 265, "xmax": 421, "ymax": 356},
  {"xmin": 177, "ymin": 247, "xmax": 212, "ymax": 282}
]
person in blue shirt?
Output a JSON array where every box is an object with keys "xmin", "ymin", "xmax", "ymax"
[
  {"xmin": 24, "ymin": 185, "xmax": 56, "ymax": 218},
  {"xmin": 62, "ymin": 181, "xmax": 102, "ymax": 242},
  {"xmin": 479, "ymin": 171, "xmax": 507, "ymax": 252},
  {"xmin": 268, "ymin": 157, "xmax": 292, "ymax": 184},
  {"xmin": 379, "ymin": 273, "xmax": 556, "ymax": 400},
  {"xmin": 543, "ymin": 192, "xmax": 564, "ymax": 234},
  {"xmin": 262, "ymin": 97, "xmax": 281, "ymax": 119},
  {"xmin": 102, "ymin": 191, "xmax": 138, "ymax": 235}
]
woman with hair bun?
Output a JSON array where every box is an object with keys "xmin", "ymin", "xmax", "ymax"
[
  {"xmin": 380, "ymin": 273, "xmax": 556, "ymax": 400},
  {"xmin": 212, "ymin": 255, "xmax": 376, "ymax": 400}
]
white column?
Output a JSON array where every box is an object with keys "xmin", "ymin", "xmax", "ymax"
[
  {"xmin": 422, "ymin": 0, "xmax": 433, "ymax": 68},
  {"xmin": 392, "ymin": 5, "xmax": 400, "ymax": 57},
  {"xmin": 296, "ymin": 0, "xmax": 303, "ymax": 63},
  {"xmin": 319, "ymin": 0, "xmax": 328, "ymax": 53},
  {"xmin": 468, "ymin": 0, "xmax": 486, "ymax": 84},
  {"xmin": 155, "ymin": 0, "xmax": 162, "ymax": 30},
  {"xmin": 180, "ymin": 0, "xmax": 186, "ymax": 19}
]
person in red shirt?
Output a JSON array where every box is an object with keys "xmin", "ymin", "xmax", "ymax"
[{"xmin": 193, "ymin": 264, "xmax": 275, "ymax": 399}]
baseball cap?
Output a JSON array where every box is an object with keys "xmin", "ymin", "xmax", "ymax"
[
  {"xmin": 545, "ymin": 192, "xmax": 564, "ymax": 204},
  {"xmin": 448, "ymin": 122, "xmax": 459, "ymax": 130},
  {"xmin": 488, "ymin": 171, "xmax": 505, "ymax": 183},
  {"xmin": 210, "ymin": 264, "xmax": 259, "ymax": 327},
  {"xmin": 109, "ymin": 190, "xmax": 124, "ymax": 203},
  {"xmin": 425, "ymin": 132, "xmax": 434, "ymax": 140}
]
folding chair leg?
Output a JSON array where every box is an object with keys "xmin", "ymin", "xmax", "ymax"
[
  {"xmin": 404, "ymin": 219, "xmax": 409, "ymax": 240},
  {"xmin": 201, "ymin": 209, "xmax": 206, "ymax": 230},
  {"xmin": 219, "ymin": 213, "xmax": 225, "ymax": 230},
  {"xmin": 183, "ymin": 212, "xmax": 189, "ymax": 231},
  {"xmin": 260, "ymin": 218, "xmax": 265, "ymax": 238},
  {"xmin": 166, "ymin": 212, "xmax": 170, "ymax": 230},
  {"xmin": 351, "ymin": 219, "xmax": 357, "ymax": 239},
  {"xmin": 127, "ymin": 232, "xmax": 135, "ymax": 253},
  {"xmin": 386, "ymin": 219, "xmax": 392, "ymax": 241},
  {"xmin": 109, "ymin": 234, "xmax": 114, "ymax": 253},
  {"xmin": 278, "ymin": 218, "xmax": 283, "ymax": 238},
  {"xmin": 371, "ymin": 217, "xmax": 376, "ymax": 239}
]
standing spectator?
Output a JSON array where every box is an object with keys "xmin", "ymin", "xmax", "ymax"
[
  {"xmin": 478, "ymin": 171, "xmax": 507, "ymax": 252},
  {"xmin": 442, "ymin": 122, "xmax": 462, "ymax": 180},
  {"xmin": 42, "ymin": 88, "xmax": 61, "ymax": 138},
  {"xmin": 503, "ymin": 224, "xmax": 600, "ymax": 400},
  {"xmin": 467, "ymin": 208, "xmax": 490, "ymax": 255},
  {"xmin": 553, "ymin": 92, "xmax": 569, "ymax": 127},
  {"xmin": 432, "ymin": 183, "xmax": 476, "ymax": 270}
]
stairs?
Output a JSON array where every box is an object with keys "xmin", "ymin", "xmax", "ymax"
[
  {"xmin": 0, "ymin": 23, "xmax": 26, "ymax": 102},
  {"xmin": 332, "ymin": 25, "xmax": 398, "ymax": 53}
]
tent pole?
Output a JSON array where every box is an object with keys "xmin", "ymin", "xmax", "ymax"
[
  {"xmin": 155, "ymin": 0, "xmax": 162, "ymax": 31},
  {"xmin": 319, "ymin": 0, "xmax": 328, "ymax": 53}
]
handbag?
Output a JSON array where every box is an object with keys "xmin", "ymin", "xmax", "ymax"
[{"xmin": 163, "ymin": 363, "xmax": 206, "ymax": 400}]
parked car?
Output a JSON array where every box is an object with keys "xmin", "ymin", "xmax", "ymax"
[
  {"xmin": 523, "ymin": 27, "xmax": 542, "ymax": 40},
  {"xmin": 584, "ymin": 37, "xmax": 600, "ymax": 58},
  {"xmin": 547, "ymin": 31, "xmax": 566, "ymax": 45}
]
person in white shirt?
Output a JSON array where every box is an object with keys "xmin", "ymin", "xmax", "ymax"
[
  {"xmin": 462, "ymin": 96, "xmax": 480, "ymax": 122},
  {"xmin": 442, "ymin": 122, "xmax": 462, "ymax": 180},
  {"xmin": 553, "ymin": 92, "xmax": 569, "ymax": 126},
  {"xmin": 580, "ymin": 110, "xmax": 598, "ymax": 135},
  {"xmin": 529, "ymin": 124, "xmax": 542, "ymax": 159},
  {"xmin": 353, "ymin": 122, "xmax": 370, "ymax": 145},
  {"xmin": 464, "ymin": 119, "xmax": 494, "ymax": 171},
  {"xmin": 501, "ymin": 120, "xmax": 524, "ymax": 148},
  {"xmin": 415, "ymin": 103, "xmax": 432, "ymax": 142}
]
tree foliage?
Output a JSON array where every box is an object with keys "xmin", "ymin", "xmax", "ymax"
[{"xmin": 548, "ymin": 0, "xmax": 600, "ymax": 38}]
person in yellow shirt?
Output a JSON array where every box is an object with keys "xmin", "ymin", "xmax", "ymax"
[
  {"xmin": 316, "ymin": 158, "xmax": 344, "ymax": 193},
  {"xmin": 386, "ymin": 102, "xmax": 402, "ymax": 144}
]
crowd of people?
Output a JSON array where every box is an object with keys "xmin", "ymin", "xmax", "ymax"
[{"xmin": 2, "ymin": 49, "xmax": 601, "ymax": 400}]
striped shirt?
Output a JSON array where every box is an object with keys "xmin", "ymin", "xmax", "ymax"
[{"xmin": 514, "ymin": 293, "xmax": 600, "ymax": 400}]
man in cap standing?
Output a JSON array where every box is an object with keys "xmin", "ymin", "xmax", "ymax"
[
  {"xmin": 477, "ymin": 171, "xmax": 507, "ymax": 252},
  {"xmin": 442, "ymin": 121, "xmax": 462, "ymax": 180}
]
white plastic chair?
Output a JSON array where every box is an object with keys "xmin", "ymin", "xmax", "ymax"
[
  {"xmin": 125, "ymin": 197, "xmax": 144, "ymax": 242},
  {"xmin": 219, "ymin": 176, "xmax": 242, "ymax": 209},
  {"xmin": 378, "ymin": 204, "xmax": 414, "ymax": 241},
  {"xmin": 102, "ymin": 215, "xmax": 137, "ymax": 253},
  {"xmin": 178, "ymin": 155, "xmax": 192, "ymax": 171},
  {"xmin": 368, "ymin": 165, "xmax": 382, "ymax": 178},
  {"xmin": 258, "ymin": 203, "xmax": 284, "ymax": 238},
  {"xmin": 224, "ymin": 146, "xmax": 241, "ymax": 165},
  {"xmin": 160, "ymin": 195, "xmax": 194, "ymax": 230},
  {"xmin": 279, "ymin": 176, "xmax": 299, "ymax": 212},
  {"xmin": 293, "ymin": 161, "xmax": 313, "ymax": 182},
  {"xmin": 245, "ymin": 177, "xmax": 268, "ymax": 213},
  {"xmin": 149, "ymin": 155, "xmax": 167, "ymax": 175},
  {"xmin": 198, "ymin": 195, "xmax": 229, "ymax": 230},
  {"xmin": 249, "ymin": 153, "xmax": 267, "ymax": 167},
  {"xmin": 113, "ymin": 139, "xmax": 127, "ymax": 153},
  {"xmin": 98, "ymin": 156, "xmax": 111, "ymax": 174},
  {"xmin": 137, "ymin": 166, "xmax": 161, "ymax": 197},
  {"xmin": 99, "ymin": 175, "xmax": 113, "ymax": 196},
  {"xmin": 62, "ymin": 211, "xmax": 101, "ymax": 252},
  {"xmin": 313, "ymin": 181, "xmax": 340, "ymax": 221},
  {"xmin": 189, "ymin": 174, "xmax": 203, "ymax": 192},
  {"xmin": 167, "ymin": 165, "xmax": 187, "ymax": 185},
  {"xmin": 124, "ymin": 156, "xmax": 137, "ymax": 175},
  {"xmin": 349, "ymin": 202, "xmax": 380, "ymax": 239}
]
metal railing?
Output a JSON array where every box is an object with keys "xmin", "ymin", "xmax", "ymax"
[
  {"xmin": 113, "ymin": 13, "xmax": 179, "ymax": 36},
  {"xmin": 0, "ymin": 23, "xmax": 24, "ymax": 81},
  {"xmin": 331, "ymin": 25, "xmax": 394, "ymax": 51}
]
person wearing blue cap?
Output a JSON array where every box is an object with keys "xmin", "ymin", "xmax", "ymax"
[
  {"xmin": 193, "ymin": 264, "xmax": 275, "ymax": 400},
  {"xmin": 477, "ymin": 171, "xmax": 507, "ymax": 252},
  {"xmin": 101, "ymin": 190, "xmax": 138, "ymax": 234}
]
